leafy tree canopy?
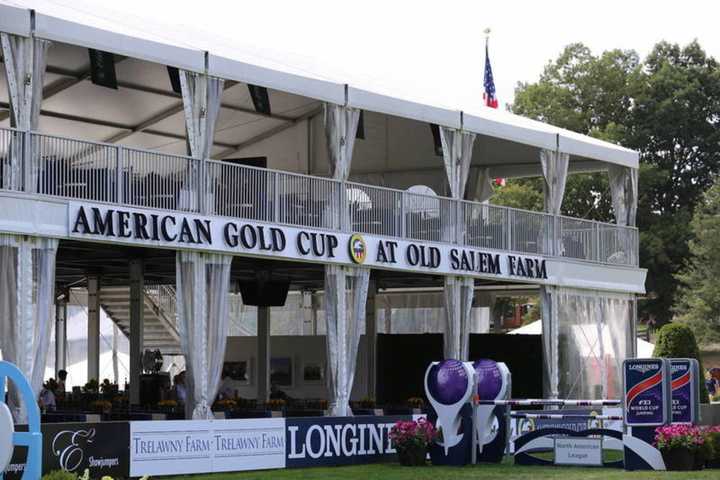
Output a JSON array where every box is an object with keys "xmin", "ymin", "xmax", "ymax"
[
  {"xmin": 674, "ymin": 180, "xmax": 720, "ymax": 346},
  {"xmin": 507, "ymin": 40, "xmax": 720, "ymax": 324}
]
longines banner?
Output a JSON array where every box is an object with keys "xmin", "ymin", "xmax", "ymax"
[
  {"xmin": 5, "ymin": 422, "xmax": 129, "ymax": 480},
  {"xmin": 129, "ymin": 418, "xmax": 285, "ymax": 476},
  {"xmin": 68, "ymin": 202, "xmax": 550, "ymax": 283},
  {"xmin": 285, "ymin": 415, "xmax": 413, "ymax": 468}
]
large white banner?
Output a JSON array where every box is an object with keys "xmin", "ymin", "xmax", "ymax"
[
  {"xmin": 68, "ymin": 202, "xmax": 551, "ymax": 284},
  {"xmin": 129, "ymin": 419, "xmax": 286, "ymax": 476}
]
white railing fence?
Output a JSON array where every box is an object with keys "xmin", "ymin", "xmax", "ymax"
[
  {"xmin": 144, "ymin": 282, "xmax": 178, "ymax": 329},
  {"xmin": 0, "ymin": 128, "xmax": 639, "ymax": 267}
]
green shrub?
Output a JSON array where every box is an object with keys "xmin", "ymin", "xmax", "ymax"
[
  {"xmin": 42, "ymin": 471, "xmax": 78, "ymax": 480},
  {"xmin": 653, "ymin": 323, "xmax": 709, "ymax": 402}
]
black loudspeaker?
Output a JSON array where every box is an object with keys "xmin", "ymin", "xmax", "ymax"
[
  {"xmin": 223, "ymin": 156, "xmax": 267, "ymax": 168},
  {"xmin": 429, "ymin": 123, "xmax": 443, "ymax": 156},
  {"xmin": 167, "ymin": 66, "xmax": 182, "ymax": 94},
  {"xmin": 356, "ymin": 110, "xmax": 365, "ymax": 139},
  {"xmin": 88, "ymin": 49, "xmax": 118, "ymax": 89},
  {"xmin": 248, "ymin": 84, "xmax": 271, "ymax": 115},
  {"xmin": 238, "ymin": 280, "xmax": 290, "ymax": 307}
]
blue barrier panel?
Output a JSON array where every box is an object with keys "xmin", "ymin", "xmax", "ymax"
[{"xmin": 0, "ymin": 361, "xmax": 42, "ymax": 480}]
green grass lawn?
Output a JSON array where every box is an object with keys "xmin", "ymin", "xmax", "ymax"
[{"xmin": 166, "ymin": 461, "xmax": 719, "ymax": 480}]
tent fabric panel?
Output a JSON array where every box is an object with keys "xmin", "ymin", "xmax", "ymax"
[
  {"xmin": 559, "ymin": 130, "xmax": 638, "ymax": 168},
  {"xmin": 347, "ymin": 87, "xmax": 462, "ymax": 129},
  {"xmin": 33, "ymin": 13, "xmax": 205, "ymax": 73},
  {"xmin": 42, "ymin": 80, "xmax": 181, "ymax": 127},
  {"xmin": 208, "ymin": 54, "xmax": 345, "ymax": 105},
  {"xmin": 231, "ymin": 119, "xmax": 309, "ymax": 172},
  {"xmin": 0, "ymin": 4, "xmax": 30, "ymax": 37},
  {"xmin": 463, "ymin": 111, "xmax": 557, "ymax": 151}
]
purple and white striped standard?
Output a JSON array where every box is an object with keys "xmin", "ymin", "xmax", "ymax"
[
  {"xmin": 474, "ymin": 399, "xmax": 621, "ymax": 407},
  {"xmin": 508, "ymin": 413, "xmax": 623, "ymax": 421}
]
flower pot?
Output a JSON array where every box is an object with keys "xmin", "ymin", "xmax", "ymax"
[
  {"xmin": 662, "ymin": 447, "xmax": 695, "ymax": 471},
  {"xmin": 397, "ymin": 445, "xmax": 427, "ymax": 466}
]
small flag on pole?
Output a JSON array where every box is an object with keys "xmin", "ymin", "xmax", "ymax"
[{"xmin": 483, "ymin": 31, "xmax": 499, "ymax": 109}]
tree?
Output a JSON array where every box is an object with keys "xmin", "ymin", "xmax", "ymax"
[
  {"xmin": 652, "ymin": 323, "xmax": 709, "ymax": 402},
  {"xmin": 490, "ymin": 180, "xmax": 543, "ymax": 211},
  {"xmin": 674, "ymin": 180, "xmax": 720, "ymax": 346},
  {"xmin": 511, "ymin": 41, "xmax": 720, "ymax": 325}
]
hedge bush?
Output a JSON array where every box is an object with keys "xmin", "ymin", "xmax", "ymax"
[
  {"xmin": 653, "ymin": 323, "xmax": 709, "ymax": 402},
  {"xmin": 42, "ymin": 471, "xmax": 77, "ymax": 480}
]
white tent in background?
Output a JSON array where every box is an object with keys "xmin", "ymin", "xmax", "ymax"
[{"xmin": 508, "ymin": 320, "xmax": 655, "ymax": 358}]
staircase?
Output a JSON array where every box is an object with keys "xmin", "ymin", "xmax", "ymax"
[{"xmin": 99, "ymin": 284, "xmax": 181, "ymax": 354}]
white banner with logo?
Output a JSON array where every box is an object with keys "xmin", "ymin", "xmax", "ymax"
[{"xmin": 129, "ymin": 419, "xmax": 286, "ymax": 476}]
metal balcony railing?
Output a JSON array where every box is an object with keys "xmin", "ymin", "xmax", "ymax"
[{"xmin": 0, "ymin": 127, "xmax": 640, "ymax": 267}]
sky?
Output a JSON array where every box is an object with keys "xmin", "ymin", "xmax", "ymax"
[{"xmin": 12, "ymin": 0, "xmax": 720, "ymax": 111}]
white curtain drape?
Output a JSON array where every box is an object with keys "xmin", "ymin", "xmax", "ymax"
[
  {"xmin": 555, "ymin": 288, "xmax": 634, "ymax": 399},
  {"xmin": 1, "ymin": 34, "xmax": 50, "ymax": 191},
  {"xmin": 469, "ymin": 167, "xmax": 495, "ymax": 203},
  {"xmin": 540, "ymin": 286, "xmax": 559, "ymax": 399},
  {"xmin": 538, "ymin": 149, "xmax": 568, "ymax": 400},
  {"xmin": 324, "ymin": 104, "xmax": 361, "ymax": 182},
  {"xmin": 439, "ymin": 127, "xmax": 476, "ymax": 199},
  {"xmin": 540, "ymin": 149, "xmax": 569, "ymax": 216},
  {"xmin": 176, "ymin": 251, "xmax": 232, "ymax": 419},
  {"xmin": 443, "ymin": 276, "xmax": 474, "ymax": 360},
  {"xmin": 438, "ymin": 128, "xmax": 476, "ymax": 359},
  {"xmin": 0, "ymin": 234, "xmax": 58, "ymax": 422},
  {"xmin": 322, "ymin": 103, "xmax": 366, "ymax": 416},
  {"xmin": 607, "ymin": 165, "xmax": 638, "ymax": 227},
  {"xmin": 324, "ymin": 265, "xmax": 370, "ymax": 416},
  {"xmin": 178, "ymin": 71, "xmax": 224, "ymax": 212}
]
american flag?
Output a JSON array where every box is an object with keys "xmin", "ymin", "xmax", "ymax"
[{"xmin": 483, "ymin": 43, "xmax": 498, "ymax": 109}]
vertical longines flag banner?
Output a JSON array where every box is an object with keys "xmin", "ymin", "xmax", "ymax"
[
  {"xmin": 670, "ymin": 358, "xmax": 700, "ymax": 424},
  {"xmin": 623, "ymin": 358, "xmax": 671, "ymax": 427}
]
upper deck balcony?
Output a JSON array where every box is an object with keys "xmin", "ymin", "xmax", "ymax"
[
  {"xmin": 0, "ymin": 4, "xmax": 641, "ymax": 281},
  {"xmin": 0, "ymin": 126, "xmax": 638, "ymax": 267}
]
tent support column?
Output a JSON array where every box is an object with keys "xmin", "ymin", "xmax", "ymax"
[
  {"xmin": 439, "ymin": 127, "xmax": 476, "ymax": 359},
  {"xmin": 0, "ymin": 33, "xmax": 49, "ymax": 191},
  {"xmin": 87, "ymin": 275, "xmax": 101, "ymax": 383},
  {"xmin": 365, "ymin": 280, "xmax": 377, "ymax": 401},
  {"xmin": 178, "ymin": 71, "xmax": 224, "ymax": 213},
  {"xmin": 538, "ymin": 146, "xmax": 569, "ymax": 399},
  {"xmin": 322, "ymin": 103, "xmax": 369, "ymax": 416},
  {"xmin": 129, "ymin": 259, "xmax": 144, "ymax": 406},
  {"xmin": 257, "ymin": 306, "xmax": 270, "ymax": 403},
  {"xmin": 55, "ymin": 296, "xmax": 67, "ymax": 376}
]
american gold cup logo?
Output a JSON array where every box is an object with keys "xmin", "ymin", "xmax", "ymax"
[{"xmin": 348, "ymin": 234, "xmax": 367, "ymax": 264}]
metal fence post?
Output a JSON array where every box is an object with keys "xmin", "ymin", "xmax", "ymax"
[
  {"xmin": 273, "ymin": 171, "xmax": 280, "ymax": 223},
  {"xmin": 455, "ymin": 200, "xmax": 462, "ymax": 245},
  {"xmin": 339, "ymin": 180, "xmax": 348, "ymax": 232},
  {"xmin": 506, "ymin": 208, "xmax": 513, "ymax": 251},
  {"xmin": 116, "ymin": 146, "xmax": 124, "ymax": 204},
  {"xmin": 23, "ymin": 130, "xmax": 32, "ymax": 192},
  {"xmin": 399, "ymin": 192, "xmax": 406, "ymax": 238},
  {"xmin": 199, "ymin": 159, "xmax": 207, "ymax": 214}
]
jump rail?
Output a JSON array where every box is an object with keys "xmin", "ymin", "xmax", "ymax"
[
  {"xmin": 509, "ymin": 413, "xmax": 623, "ymax": 421},
  {"xmin": 475, "ymin": 399, "xmax": 622, "ymax": 407}
]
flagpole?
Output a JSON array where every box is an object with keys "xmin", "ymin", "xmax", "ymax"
[{"xmin": 484, "ymin": 27, "xmax": 491, "ymax": 50}]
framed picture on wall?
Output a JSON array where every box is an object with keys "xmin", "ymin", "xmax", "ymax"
[
  {"xmin": 270, "ymin": 357, "xmax": 293, "ymax": 387},
  {"xmin": 302, "ymin": 361, "xmax": 325, "ymax": 384},
  {"xmin": 223, "ymin": 361, "xmax": 250, "ymax": 384}
]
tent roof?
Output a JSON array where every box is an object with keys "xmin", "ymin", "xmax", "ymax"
[
  {"xmin": 508, "ymin": 320, "xmax": 654, "ymax": 358},
  {"xmin": 0, "ymin": 0, "xmax": 638, "ymax": 175}
]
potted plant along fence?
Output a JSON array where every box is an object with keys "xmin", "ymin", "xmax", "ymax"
[
  {"xmin": 654, "ymin": 425, "xmax": 705, "ymax": 471},
  {"xmin": 703, "ymin": 426, "xmax": 720, "ymax": 468},
  {"xmin": 389, "ymin": 418, "xmax": 436, "ymax": 466}
]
